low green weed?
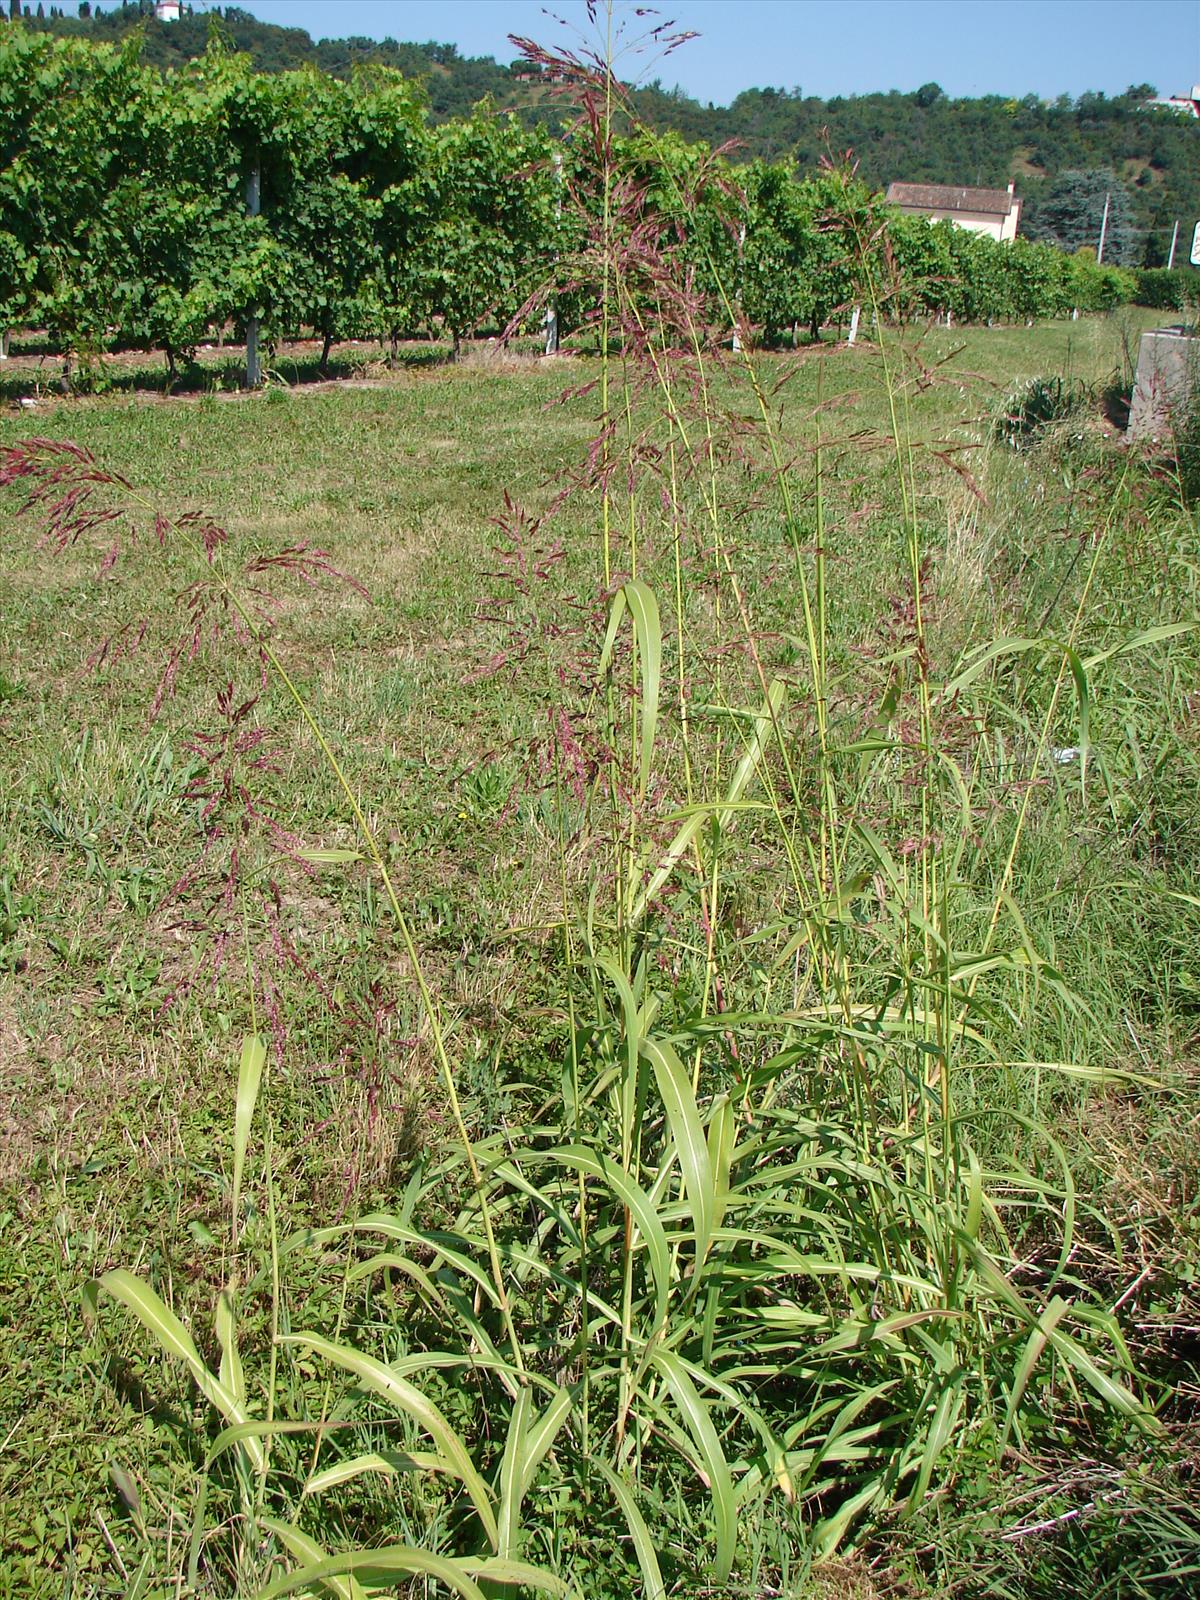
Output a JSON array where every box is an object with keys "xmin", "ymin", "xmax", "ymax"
[{"xmin": 0, "ymin": 870, "xmax": 35, "ymax": 972}]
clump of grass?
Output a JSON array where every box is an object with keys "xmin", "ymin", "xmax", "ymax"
[{"xmin": 994, "ymin": 372, "xmax": 1096, "ymax": 448}]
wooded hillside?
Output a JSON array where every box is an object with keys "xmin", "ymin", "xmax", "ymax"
[{"xmin": 10, "ymin": 0, "xmax": 1200, "ymax": 264}]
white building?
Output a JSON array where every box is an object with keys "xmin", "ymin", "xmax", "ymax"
[
  {"xmin": 885, "ymin": 181, "xmax": 1022, "ymax": 243},
  {"xmin": 155, "ymin": 1, "xmax": 182, "ymax": 21},
  {"xmin": 1145, "ymin": 86, "xmax": 1200, "ymax": 118}
]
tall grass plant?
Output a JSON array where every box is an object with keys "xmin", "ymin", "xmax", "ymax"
[{"xmin": 1, "ymin": 12, "xmax": 1198, "ymax": 1597}]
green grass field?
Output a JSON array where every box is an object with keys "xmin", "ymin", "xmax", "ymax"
[{"xmin": 1, "ymin": 307, "xmax": 1198, "ymax": 1599}]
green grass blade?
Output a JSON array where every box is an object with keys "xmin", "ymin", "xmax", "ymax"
[
  {"xmin": 498, "ymin": 1384, "xmax": 573, "ymax": 1556},
  {"xmin": 941, "ymin": 636, "xmax": 1046, "ymax": 696},
  {"xmin": 233, "ymin": 1033, "xmax": 266, "ymax": 1240},
  {"xmin": 592, "ymin": 1459, "xmax": 666, "ymax": 1600},
  {"xmin": 1081, "ymin": 619, "xmax": 1200, "ymax": 670},
  {"xmin": 544, "ymin": 1145, "xmax": 671, "ymax": 1329},
  {"xmin": 344, "ymin": 1251, "xmax": 454, "ymax": 1316},
  {"xmin": 940, "ymin": 636, "xmax": 1090, "ymax": 762},
  {"xmin": 588, "ymin": 953, "xmax": 643, "ymax": 1144},
  {"xmin": 905, "ymin": 1375, "xmax": 963, "ymax": 1512},
  {"xmin": 458, "ymin": 1556, "xmax": 570, "ymax": 1594},
  {"xmin": 304, "ymin": 1450, "xmax": 457, "ymax": 1497},
  {"xmin": 631, "ymin": 679, "xmax": 786, "ymax": 928},
  {"xmin": 257, "ymin": 1518, "xmax": 369, "ymax": 1600},
  {"xmin": 622, "ymin": 579, "xmax": 662, "ymax": 799},
  {"xmin": 597, "ymin": 585, "xmax": 628, "ymax": 677},
  {"xmin": 215, "ymin": 1284, "xmax": 245, "ymax": 1405},
  {"xmin": 254, "ymin": 1543, "xmax": 486, "ymax": 1600},
  {"xmin": 648, "ymin": 1349, "xmax": 736, "ymax": 1581},
  {"xmin": 1000, "ymin": 1295, "xmax": 1070, "ymax": 1453},
  {"xmin": 93, "ymin": 1270, "xmax": 263, "ymax": 1472},
  {"xmin": 320, "ymin": 1217, "xmax": 501, "ymax": 1307},
  {"xmin": 519, "ymin": 1386, "xmax": 574, "ymax": 1495},
  {"xmin": 812, "ymin": 1474, "xmax": 886, "ymax": 1559},
  {"xmin": 497, "ymin": 1388, "xmax": 531, "ymax": 1559},
  {"xmin": 206, "ymin": 1419, "xmax": 350, "ymax": 1467},
  {"xmin": 969, "ymin": 1244, "xmax": 1158, "ymax": 1426},
  {"xmin": 281, "ymin": 1332, "xmax": 498, "ymax": 1549},
  {"xmin": 1043, "ymin": 1322, "xmax": 1157, "ymax": 1424},
  {"xmin": 641, "ymin": 1036, "xmax": 715, "ymax": 1265},
  {"xmin": 707, "ymin": 1093, "xmax": 736, "ymax": 1250}
]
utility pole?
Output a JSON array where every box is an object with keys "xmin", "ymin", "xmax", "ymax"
[
  {"xmin": 1097, "ymin": 191, "xmax": 1110, "ymax": 264},
  {"xmin": 1168, "ymin": 218, "xmax": 1180, "ymax": 270},
  {"xmin": 245, "ymin": 161, "xmax": 261, "ymax": 388}
]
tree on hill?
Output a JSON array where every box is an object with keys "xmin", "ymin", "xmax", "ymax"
[{"xmin": 1024, "ymin": 169, "xmax": 1139, "ymax": 264}]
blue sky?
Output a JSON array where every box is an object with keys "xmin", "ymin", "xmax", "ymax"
[{"xmin": 215, "ymin": 0, "xmax": 1200, "ymax": 105}]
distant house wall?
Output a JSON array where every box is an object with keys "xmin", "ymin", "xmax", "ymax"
[{"xmin": 895, "ymin": 206, "xmax": 1017, "ymax": 242}]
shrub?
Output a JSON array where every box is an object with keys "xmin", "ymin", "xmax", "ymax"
[{"xmin": 1132, "ymin": 267, "xmax": 1200, "ymax": 312}]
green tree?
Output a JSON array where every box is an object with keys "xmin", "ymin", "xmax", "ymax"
[
  {"xmin": 885, "ymin": 212, "xmax": 956, "ymax": 322},
  {"xmin": 113, "ymin": 51, "xmax": 266, "ymax": 375},
  {"xmin": 420, "ymin": 107, "xmax": 559, "ymax": 353},
  {"xmin": 739, "ymin": 159, "xmax": 814, "ymax": 343},
  {"xmin": 0, "ymin": 29, "xmax": 157, "ymax": 371},
  {"xmin": 1024, "ymin": 168, "xmax": 1139, "ymax": 265},
  {"xmin": 352, "ymin": 67, "xmax": 434, "ymax": 354},
  {"xmin": 794, "ymin": 168, "xmax": 878, "ymax": 340}
]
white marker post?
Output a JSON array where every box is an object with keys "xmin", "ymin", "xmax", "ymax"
[
  {"xmin": 1167, "ymin": 219, "xmax": 1179, "ymax": 271},
  {"xmin": 1097, "ymin": 192, "xmax": 1110, "ymax": 264}
]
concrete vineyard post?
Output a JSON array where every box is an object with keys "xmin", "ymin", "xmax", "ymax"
[
  {"xmin": 245, "ymin": 162, "xmax": 262, "ymax": 389},
  {"xmin": 731, "ymin": 222, "xmax": 746, "ymax": 353},
  {"xmin": 544, "ymin": 151, "xmax": 561, "ymax": 356}
]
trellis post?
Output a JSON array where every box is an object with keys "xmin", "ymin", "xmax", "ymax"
[{"xmin": 245, "ymin": 162, "xmax": 262, "ymax": 388}]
